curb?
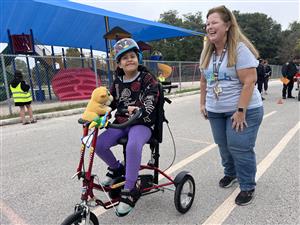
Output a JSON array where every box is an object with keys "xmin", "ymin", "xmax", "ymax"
[
  {"xmin": 1, "ymin": 108, "xmax": 85, "ymax": 126},
  {"xmin": 1, "ymin": 91, "xmax": 199, "ymax": 126}
]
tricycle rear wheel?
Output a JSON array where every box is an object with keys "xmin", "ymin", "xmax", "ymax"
[{"xmin": 174, "ymin": 174, "xmax": 195, "ymax": 214}]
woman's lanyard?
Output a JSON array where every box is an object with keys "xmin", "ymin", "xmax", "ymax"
[
  {"xmin": 212, "ymin": 44, "xmax": 227, "ymax": 100},
  {"xmin": 213, "ymin": 44, "xmax": 227, "ymax": 81}
]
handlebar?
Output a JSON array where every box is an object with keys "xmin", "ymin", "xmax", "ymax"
[
  {"xmin": 115, "ymin": 108, "xmax": 130, "ymax": 116},
  {"xmin": 108, "ymin": 108, "xmax": 142, "ymax": 129},
  {"xmin": 78, "ymin": 108, "xmax": 143, "ymax": 129}
]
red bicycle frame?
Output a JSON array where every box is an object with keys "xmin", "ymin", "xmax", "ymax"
[{"xmin": 75, "ymin": 123, "xmax": 176, "ymax": 210}]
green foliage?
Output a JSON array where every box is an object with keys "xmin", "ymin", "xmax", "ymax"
[
  {"xmin": 0, "ymin": 70, "xmax": 14, "ymax": 101},
  {"xmin": 278, "ymin": 22, "xmax": 300, "ymax": 62},
  {"xmin": 233, "ymin": 11, "xmax": 282, "ymax": 64},
  {"xmin": 65, "ymin": 48, "xmax": 83, "ymax": 68},
  {"xmin": 295, "ymin": 39, "xmax": 300, "ymax": 56},
  {"xmin": 66, "ymin": 48, "xmax": 81, "ymax": 57},
  {"xmin": 149, "ymin": 10, "xmax": 299, "ymax": 65},
  {"xmin": 150, "ymin": 10, "xmax": 205, "ymax": 61}
]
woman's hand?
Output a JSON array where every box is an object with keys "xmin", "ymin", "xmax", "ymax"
[
  {"xmin": 200, "ymin": 104, "xmax": 208, "ymax": 120},
  {"xmin": 127, "ymin": 106, "xmax": 139, "ymax": 115},
  {"xmin": 231, "ymin": 111, "xmax": 248, "ymax": 132}
]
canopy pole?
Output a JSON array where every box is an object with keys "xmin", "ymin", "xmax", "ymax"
[
  {"xmin": 90, "ymin": 45, "xmax": 98, "ymax": 87},
  {"xmin": 28, "ymin": 29, "xmax": 36, "ymax": 101},
  {"xmin": 90, "ymin": 45, "xmax": 95, "ymax": 71},
  {"xmin": 51, "ymin": 46, "xmax": 56, "ymax": 71},
  {"xmin": 62, "ymin": 48, "xmax": 67, "ymax": 68},
  {"xmin": 7, "ymin": 29, "xmax": 16, "ymax": 72},
  {"xmin": 80, "ymin": 48, "xmax": 84, "ymax": 68},
  {"xmin": 104, "ymin": 16, "xmax": 112, "ymax": 86},
  {"xmin": 25, "ymin": 56, "xmax": 35, "ymax": 101}
]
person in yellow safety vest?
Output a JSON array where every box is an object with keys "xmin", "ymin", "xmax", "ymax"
[
  {"xmin": 157, "ymin": 71, "xmax": 166, "ymax": 82},
  {"xmin": 157, "ymin": 76, "xmax": 165, "ymax": 82},
  {"xmin": 9, "ymin": 70, "xmax": 36, "ymax": 125}
]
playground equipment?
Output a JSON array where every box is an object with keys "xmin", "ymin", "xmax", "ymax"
[
  {"xmin": 157, "ymin": 63, "xmax": 172, "ymax": 78},
  {"xmin": 150, "ymin": 52, "xmax": 177, "ymax": 93},
  {"xmin": 51, "ymin": 68, "xmax": 101, "ymax": 101}
]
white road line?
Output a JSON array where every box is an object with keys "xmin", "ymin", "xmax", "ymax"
[
  {"xmin": 93, "ymin": 111, "xmax": 277, "ymax": 217},
  {"xmin": 93, "ymin": 143, "xmax": 218, "ymax": 216},
  {"xmin": 203, "ymin": 121, "xmax": 300, "ymax": 225},
  {"xmin": 160, "ymin": 143, "xmax": 217, "ymax": 178},
  {"xmin": 177, "ymin": 137, "xmax": 213, "ymax": 145},
  {"xmin": 263, "ymin": 110, "xmax": 277, "ymax": 119}
]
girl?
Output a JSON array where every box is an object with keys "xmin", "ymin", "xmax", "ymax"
[{"xmin": 95, "ymin": 38, "xmax": 159, "ymax": 216}]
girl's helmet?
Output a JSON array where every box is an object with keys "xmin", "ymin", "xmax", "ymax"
[{"xmin": 113, "ymin": 38, "xmax": 142, "ymax": 63}]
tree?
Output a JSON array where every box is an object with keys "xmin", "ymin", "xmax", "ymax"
[
  {"xmin": 295, "ymin": 39, "xmax": 300, "ymax": 56},
  {"xmin": 233, "ymin": 11, "xmax": 282, "ymax": 64},
  {"xmin": 278, "ymin": 21, "xmax": 300, "ymax": 63},
  {"xmin": 31, "ymin": 61, "xmax": 48, "ymax": 86},
  {"xmin": 150, "ymin": 9, "xmax": 298, "ymax": 65},
  {"xmin": 150, "ymin": 10, "xmax": 205, "ymax": 61},
  {"xmin": 7, "ymin": 58, "xmax": 28, "ymax": 76},
  {"xmin": 65, "ymin": 47, "xmax": 82, "ymax": 68}
]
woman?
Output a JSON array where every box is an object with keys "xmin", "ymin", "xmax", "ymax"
[
  {"xmin": 95, "ymin": 38, "xmax": 158, "ymax": 216},
  {"xmin": 200, "ymin": 5, "xmax": 263, "ymax": 206}
]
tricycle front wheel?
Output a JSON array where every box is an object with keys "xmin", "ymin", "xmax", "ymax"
[{"xmin": 60, "ymin": 210, "xmax": 98, "ymax": 225}]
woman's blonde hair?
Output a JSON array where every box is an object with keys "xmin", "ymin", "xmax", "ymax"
[{"xmin": 200, "ymin": 5, "xmax": 259, "ymax": 69}]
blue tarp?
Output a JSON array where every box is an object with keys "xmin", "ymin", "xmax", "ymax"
[{"xmin": 0, "ymin": 0, "xmax": 204, "ymax": 51}]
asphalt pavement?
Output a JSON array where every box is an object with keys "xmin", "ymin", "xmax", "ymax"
[
  {"xmin": 0, "ymin": 81, "xmax": 200, "ymax": 126},
  {"xmin": 1, "ymin": 80, "xmax": 299, "ymax": 225}
]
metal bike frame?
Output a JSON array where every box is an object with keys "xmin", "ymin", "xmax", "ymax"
[{"xmin": 75, "ymin": 125, "xmax": 176, "ymax": 210}]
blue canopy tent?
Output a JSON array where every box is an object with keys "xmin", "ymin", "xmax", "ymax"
[
  {"xmin": 1, "ymin": 0, "xmax": 204, "ymax": 51},
  {"xmin": 1, "ymin": 0, "xmax": 205, "ymax": 92}
]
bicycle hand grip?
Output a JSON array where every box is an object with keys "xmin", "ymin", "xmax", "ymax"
[{"xmin": 108, "ymin": 108, "xmax": 142, "ymax": 129}]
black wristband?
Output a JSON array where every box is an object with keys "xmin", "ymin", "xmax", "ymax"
[{"xmin": 238, "ymin": 107, "xmax": 244, "ymax": 112}]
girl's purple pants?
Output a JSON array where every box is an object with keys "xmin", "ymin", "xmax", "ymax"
[{"xmin": 95, "ymin": 125, "xmax": 151, "ymax": 190}]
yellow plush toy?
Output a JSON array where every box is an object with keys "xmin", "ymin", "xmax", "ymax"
[{"xmin": 82, "ymin": 86, "xmax": 113, "ymax": 122}]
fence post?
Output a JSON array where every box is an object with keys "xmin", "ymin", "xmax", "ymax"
[
  {"xmin": 34, "ymin": 57, "xmax": 44, "ymax": 102},
  {"xmin": 62, "ymin": 48, "xmax": 67, "ymax": 68},
  {"xmin": 93, "ymin": 58, "xmax": 98, "ymax": 87},
  {"xmin": 25, "ymin": 55, "xmax": 35, "ymax": 101},
  {"xmin": 179, "ymin": 61, "xmax": 182, "ymax": 91},
  {"xmin": 1, "ymin": 54, "xmax": 12, "ymax": 115}
]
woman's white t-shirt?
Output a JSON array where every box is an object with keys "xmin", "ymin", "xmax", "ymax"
[{"xmin": 202, "ymin": 42, "xmax": 263, "ymax": 113}]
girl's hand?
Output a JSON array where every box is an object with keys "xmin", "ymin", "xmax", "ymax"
[
  {"xmin": 127, "ymin": 106, "xmax": 139, "ymax": 115},
  {"xmin": 200, "ymin": 105, "xmax": 208, "ymax": 120},
  {"xmin": 231, "ymin": 111, "xmax": 248, "ymax": 132}
]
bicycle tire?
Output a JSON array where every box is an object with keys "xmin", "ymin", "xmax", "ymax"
[
  {"xmin": 60, "ymin": 210, "xmax": 99, "ymax": 225},
  {"xmin": 174, "ymin": 174, "xmax": 195, "ymax": 214}
]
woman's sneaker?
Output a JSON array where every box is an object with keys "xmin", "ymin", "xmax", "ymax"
[
  {"xmin": 219, "ymin": 176, "xmax": 237, "ymax": 188},
  {"xmin": 235, "ymin": 189, "xmax": 255, "ymax": 206},
  {"xmin": 101, "ymin": 164, "xmax": 125, "ymax": 186},
  {"xmin": 116, "ymin": 188, "xmax": 141, "ymax": 217}
]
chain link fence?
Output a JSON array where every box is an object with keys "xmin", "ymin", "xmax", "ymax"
[{"xmin": 0, "ymin": 53, "xmax": 283, "ymax": 115}]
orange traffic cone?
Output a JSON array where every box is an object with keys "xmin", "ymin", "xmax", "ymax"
[{"xmin": 277, "ymin": 98, "xmax": 283, "ymax": 104}]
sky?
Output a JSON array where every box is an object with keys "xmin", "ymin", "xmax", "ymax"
[
  {"xmin": 1, "ymin": 0, "xmax": 299, "ymax": 54},
  {"xmin": 72, "ymin": 0, "xmax": 300, "ymax": 30}
]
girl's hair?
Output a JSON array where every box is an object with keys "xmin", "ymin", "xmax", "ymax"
[
  {"xmin": 200, "ymin": 5, "xmax": 259, "ymax": 69},
  {"xmin": 14, "ymin": 70, "xmax": 23, "ymax": 80},
  {"xmin": 116, "ymin": 48, "xmax": 140, "ymax": 63}
]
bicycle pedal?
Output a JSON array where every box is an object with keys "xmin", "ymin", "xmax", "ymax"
[{"xmin": 137, "ymin": 174, "xmax": 154, "ymax": 190}]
